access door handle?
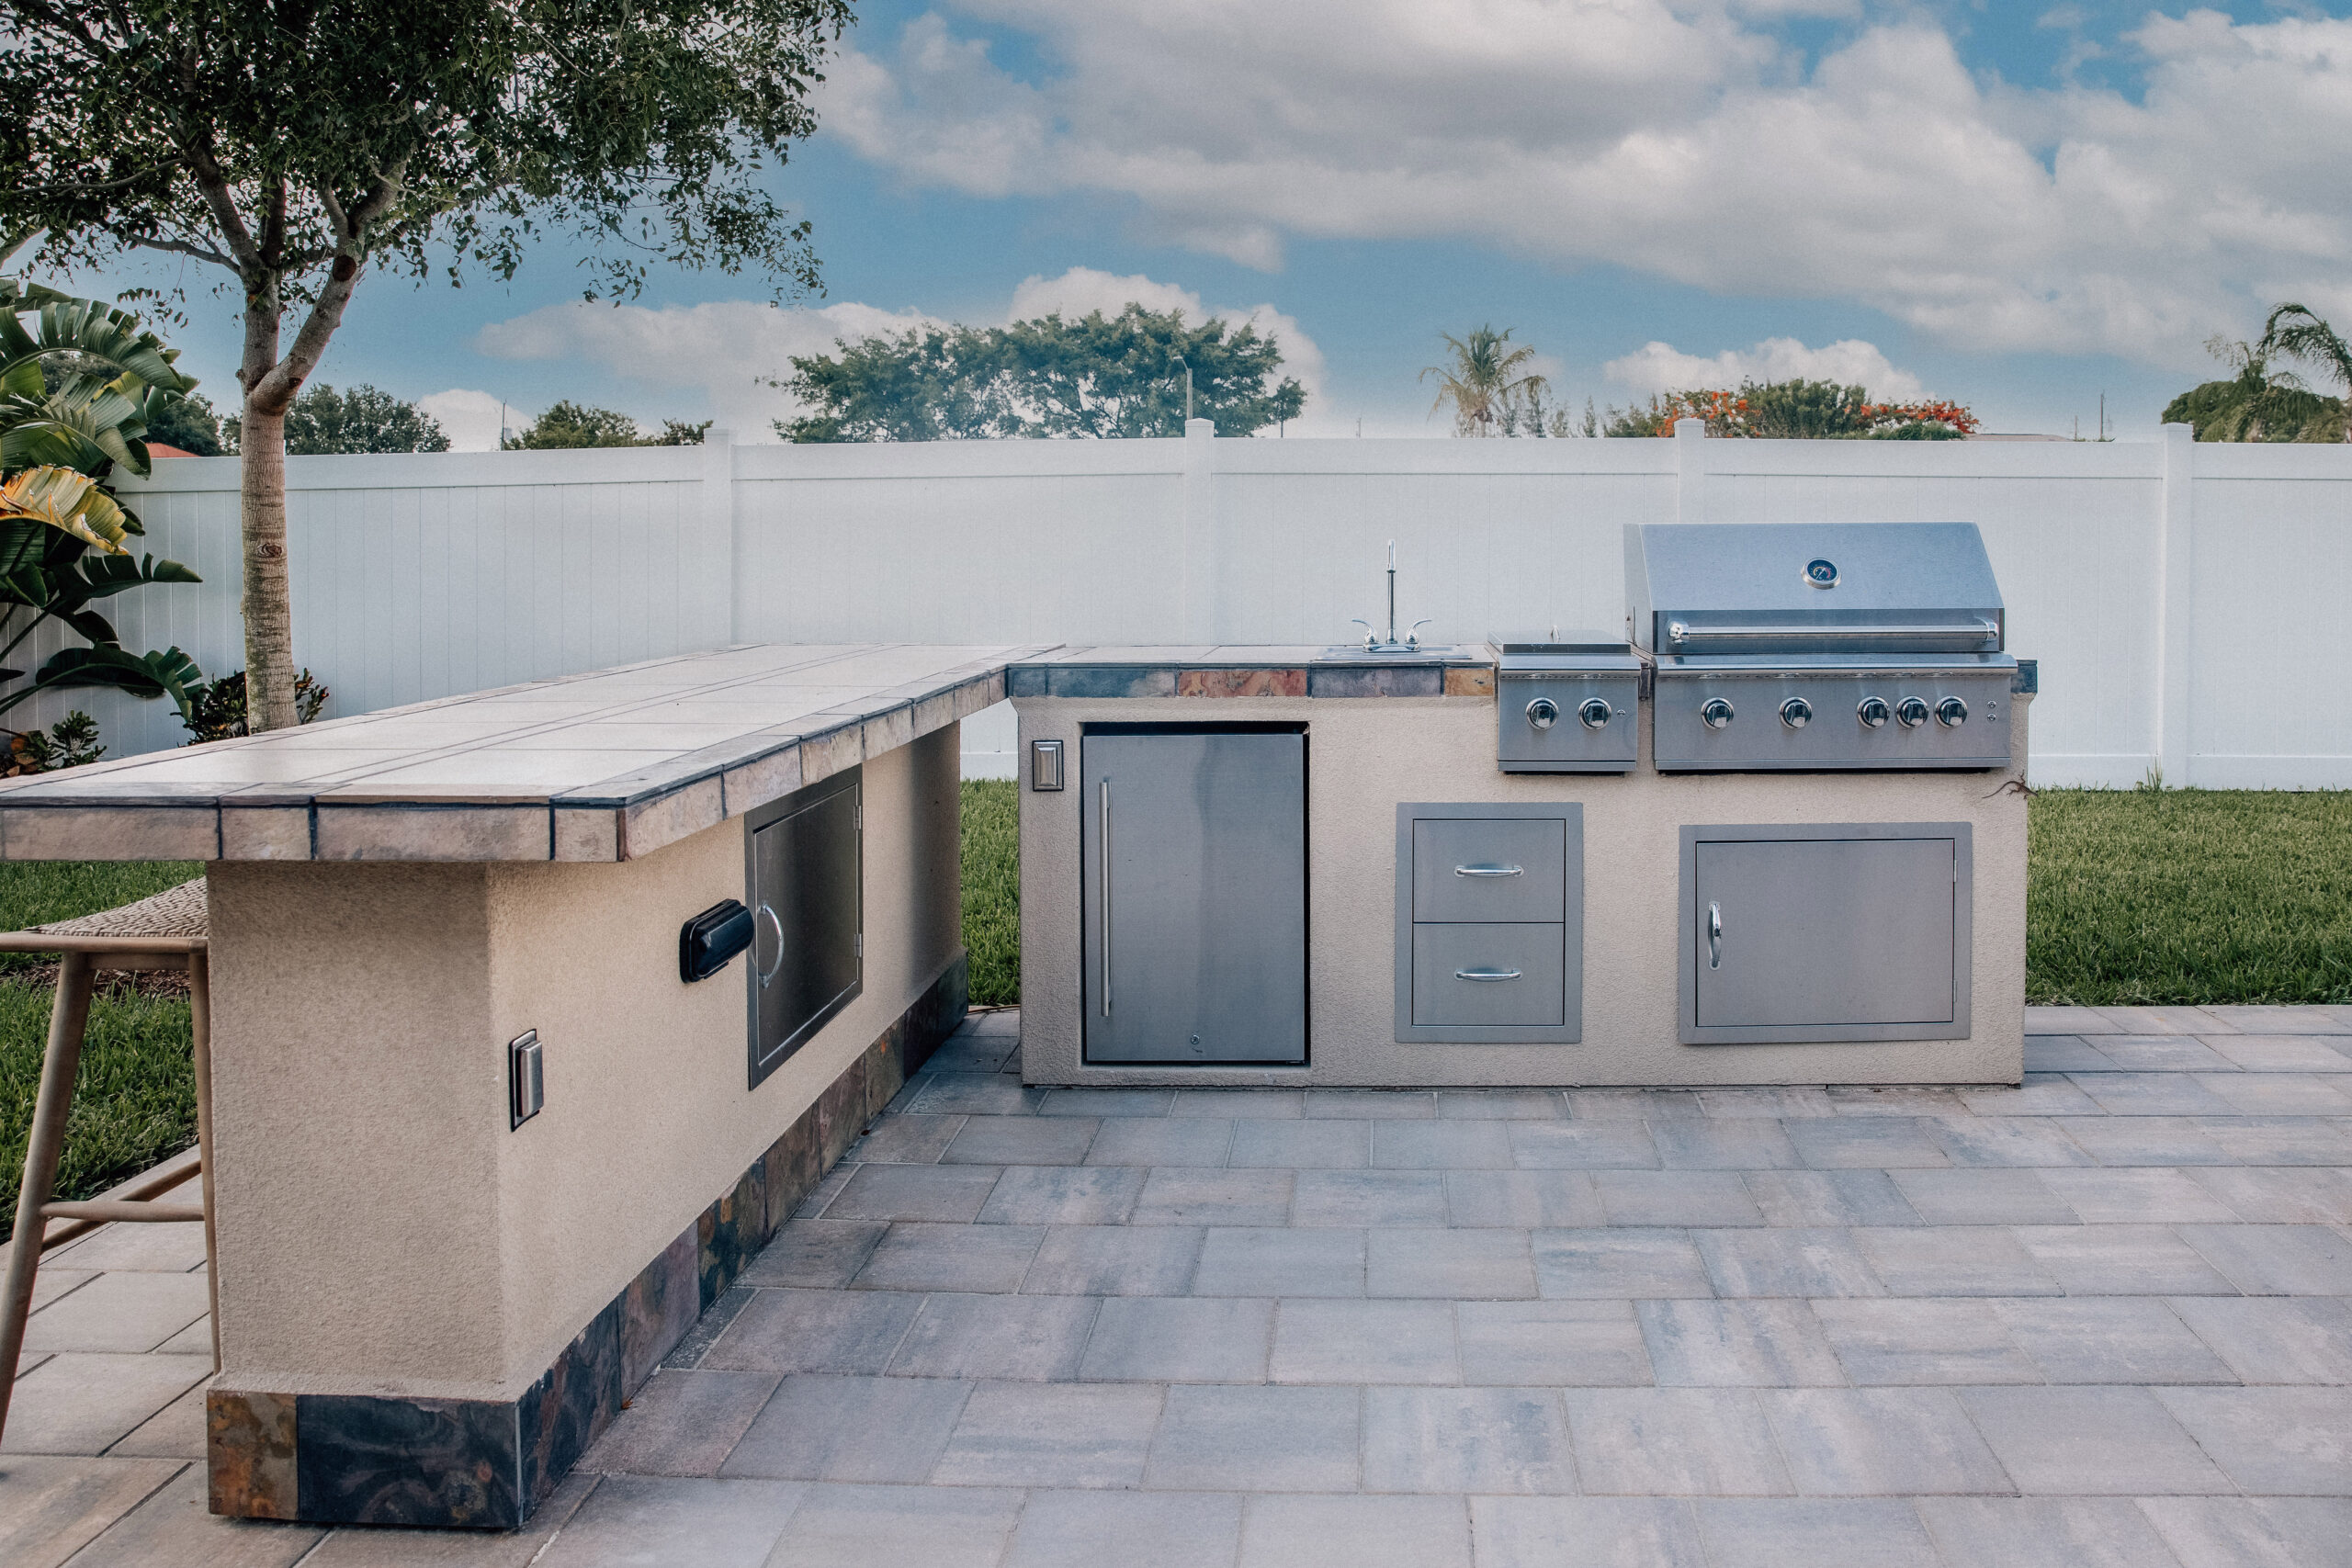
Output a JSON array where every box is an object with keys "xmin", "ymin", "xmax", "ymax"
[
  {"xmin": 1454, "ymin": 863, "xmax": 1523, "ymax": 878},
  {"xmin": 1098, "ymin": 779, "xmax": 1113, "ymax": 1017},
  {"xmin": 755, "ymin": 903, "xmax": 786, "ymax": 987},
  {"xmin": 1454, "ymin": 968, "xmax": 1523, "ymax": 982},
  {"xmin": 1707, "ymin": 901, "xmax": 1722, "ymax": 969}
]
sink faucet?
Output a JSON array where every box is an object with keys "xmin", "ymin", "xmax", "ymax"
[{"xmin": 1351, "ymin": 542, "xmax": 1432, "ymax": 650}]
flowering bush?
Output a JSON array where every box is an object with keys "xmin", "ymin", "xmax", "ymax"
[{"xmin": 1603, "ymin": 380, "xmax": 1978, "ymax": 439}]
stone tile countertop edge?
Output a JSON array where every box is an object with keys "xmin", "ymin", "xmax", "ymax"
[
  {"xmin": 1009, "ymin": 644, "xmax": 1501, "ymax": 701},
  {"xmin": 0, "ymin": 643, "xmax": 1059, "ymax": 864}
]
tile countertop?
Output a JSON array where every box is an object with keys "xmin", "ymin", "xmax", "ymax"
[
  {"xmin": 1008, "ymin": 644, "xmax": 1498, "ymax": 701},
  {"xmin": 0, "ymin": 644, "xmax": 1056, "ymax": 864}
]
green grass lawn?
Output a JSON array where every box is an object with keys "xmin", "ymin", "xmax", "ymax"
[
  {"xmin": 2028, "ymin": 787, "xmax": 2352, "ymax": 1005},
  {"xmin": 6, "ymin": 785, "xmax": 2346, "ymax": 1214},
  {"xmin": 0, "ymin": 860, "xmax": 200, "ymax": 1213},
  {"xmin": 962, "ymin": 780, "xmax": 1020, "ymax": 1006}
]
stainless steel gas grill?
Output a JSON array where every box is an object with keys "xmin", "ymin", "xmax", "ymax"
[
  {"xmin": 1495, "ymin": 637, "xmax": 1642, "ymax": 773},
  {"xmin": 1625, "ymin": 523, "xmax": 2019, "ymax": 772}
]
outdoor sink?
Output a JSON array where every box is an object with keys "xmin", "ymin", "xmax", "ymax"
[{"xmin": 1317, "ymin": 644, "xmax": 1461, "ymax": 660}]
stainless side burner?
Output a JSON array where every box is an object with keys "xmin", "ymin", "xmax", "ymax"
[{"xmin": 1495, "ymin": 636, "xmax": 1642, "ymax": 773}]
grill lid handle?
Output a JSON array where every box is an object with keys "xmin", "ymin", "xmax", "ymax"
[{"xmin": 1666, "ymin": 618, "xmax": 1998, "ymax": 645}]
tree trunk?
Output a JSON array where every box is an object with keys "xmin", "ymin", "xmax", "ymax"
[{"xmin": 238, "ymin": 289, "xmax": 300, "ymax": 733}]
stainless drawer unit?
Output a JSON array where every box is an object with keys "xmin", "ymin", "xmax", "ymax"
[
  {"xmin": 1679, "ymin": 822, "xmax": 1972, "ymax": 1044},
  {"xmin": 1395, "ymin": 803, "xmax": 1583, "ymax": 1043},
  {"xmin": 744, "ymin": 767, "xmax": 863, "ymax": 1087},
  {"xmin": 1627, "ymin": 523, "xmax": 2021, "ymax": 772},
  {"xmin": 1082, "ymin": 725, "xmax": 1308, "ymax": 1065},
  {"xmin": 1495, "ymin": 638, "xmax": 1641, "ymax": 773}
]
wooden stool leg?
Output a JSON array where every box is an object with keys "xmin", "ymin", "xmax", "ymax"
[
  {"xmin": 189, "ymin": 951, "xmax": 220, "ymax": 1372},
  {"xmin": 0, "ymin": 951, "xmax": 96, "ymax": 1441}
]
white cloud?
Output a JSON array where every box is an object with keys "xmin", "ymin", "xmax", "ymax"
[
  {"xmin": 474, "ymin": 299, "xmax": 944, "ymax": 436},
  {"xmin": 817, "ymin": 3, "xmax": 2352, "ymax": 367},
  {"xmin": 1603, "ymin": 337, "xmax": 1924, "ymax": 400},
  {"xmin": 471, "ymin": 267, "xmax": 1332, "ymax": 436},
  {"xmin": 415, "ymin": 389, "xmax": 511, "ymax": 453}
]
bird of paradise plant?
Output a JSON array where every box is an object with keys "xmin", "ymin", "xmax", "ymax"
[{"xmin": 0, "ymin": 265, "xmax": 205, "ymax": 742}]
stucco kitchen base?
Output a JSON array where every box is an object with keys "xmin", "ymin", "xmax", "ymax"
[
  {"xmin": 190, "ymin": 722, "xmax": 967, "ymax": 1528},
  {"xmin": 203, "ymin": 953, "xmax": 966, "ymax": 1528},
  {"xmin": 1016, "ymin": 686, "xmax": 2031, "ymax": 1089}
]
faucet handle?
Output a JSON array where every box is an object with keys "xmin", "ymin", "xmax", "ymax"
[
  {"xmin": 1407, "ymin": 618, "xmax": 1432, "ymax": 649},
  {"xmin": 1350, "ymin": 618, "xmax": 1376, "ymax": 649}
]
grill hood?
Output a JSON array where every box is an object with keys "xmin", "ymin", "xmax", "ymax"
[{"xmin": 1625, "ymin": 523, "xmax": 2005, "ymax": 659}]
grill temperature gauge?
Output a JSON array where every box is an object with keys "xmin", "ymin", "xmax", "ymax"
[{"xmin": 1858, "ymin": 696, "xmax": 1891, "ymax": 729}]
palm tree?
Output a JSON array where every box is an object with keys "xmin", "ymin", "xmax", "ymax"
[
  {"xmin": 1421, "ymin": 326, "xmax": 1547, "ymax": 437},
  {"xmin": 2197, "ymin": 336, "xmax": 2309, "ymax": 443},
  {"xmin": 2259, "ymin": 304, "xmax": 2352, "ymax": 442}
]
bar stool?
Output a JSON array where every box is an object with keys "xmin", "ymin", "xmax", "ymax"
[{"xmin": 0, "ymin": 878, "xmax": 213, "ymax": 1442}]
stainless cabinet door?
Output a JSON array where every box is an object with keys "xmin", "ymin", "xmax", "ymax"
[
  {"xmin": 1081, "ymin": 730, "xmax": 1306, "ymax": 1064},
  {"xmin": 750, "ymin": 779, "xmax": 862, "ymax": 1083},
  {"xmin": 1692, "ymin": 835, "xmax": 1957, "ymax": 1032}
]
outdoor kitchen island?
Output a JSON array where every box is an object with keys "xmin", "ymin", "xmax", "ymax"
[
  {"xmin": 0, "ymin": 641, "xmax": 1044, "ymax": 1529},
  {"xmin": 1013, "ymin": 524, "xmax": 2036, "ymax": 1094}
]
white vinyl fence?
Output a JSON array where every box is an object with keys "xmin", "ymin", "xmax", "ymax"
[{"xmin": 62, "ymin": 422, "xmax": 2352, "ymax": 789}]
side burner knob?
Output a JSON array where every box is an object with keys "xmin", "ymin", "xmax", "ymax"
[
  {"xmin": 1700, "ymin": 697, "xmax": 1736, "ymax": 730},
  {"xmin": 1937, "ymin": 695, "xmax": 1969, "ymax": 728},
  {"xmin": 1779, "ymin": 696, "xmax": 1813, "ymax": 729},
  {"xmin": 1896, "ymin": 695, "xmax": 1930, "ymax": 729},
  {"xmin": 1526, "ymin": 697, "xmax": 1559, "ymax": 731},
  {"xmin": 1858, "ymin": 695, "xmax": 1891, "ymax": 729},
  {"xmin": 1577, "ymin": 697, "xmax": 1614, "ymax": 729}
]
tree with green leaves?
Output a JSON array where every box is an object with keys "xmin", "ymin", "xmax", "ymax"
[
  {"xmin": 503, "ymin": 402, "xmax": 709, "ymax": 448},
  {"xmin": 2164, "ymin": 336, "xmax": 2339, "ymax": 443},
  {"xmin": 1422, "ymin": 326, "xmax": 1547, "ymax": 436},
  {"xmin": 776, "ymin": 306, "xmax": 1306, "ymax": 441},
  {"xmin": 2257, "ymin": 304, "xmax": 2352, "ymax": 442},
  {"xmin": 141, "ymin": 390, "xmax": 227, "ymax": 456},
  {"xmin": 230, "ymin": 384, "xmax": 448, "ymax": 456},
  {"xmin": 2, "ymin": 0, "xmax": 851, "ymax": 728}
]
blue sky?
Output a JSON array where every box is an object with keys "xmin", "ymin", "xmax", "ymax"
[{"xmin": 76, "ymin": 1, "xmax": 2352, "ymax": 446}]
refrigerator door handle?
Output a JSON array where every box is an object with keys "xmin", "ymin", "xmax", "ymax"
[{"xmin": 1099, "ymin": 779, "xmax": 1113, "ymax": 1016}]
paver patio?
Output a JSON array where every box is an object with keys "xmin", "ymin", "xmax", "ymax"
[{"xmin": 4, "ymin": 1002, "xmax": 2350, "ymax": 1565}]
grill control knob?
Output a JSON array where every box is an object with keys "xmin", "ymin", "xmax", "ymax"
[
  {"xmin": 1937, "ymin": 695, "xmax": 1969, "ymax": 728},
  {"xmin": 1700, "ymin": 697, "xmax": 1736, "ymax": 730},
  {"xmin": 1525, "ymin": 697, "xmax": 1559, "ymax": 731},
  {"xmin": 1858, "ymin": 696, "xmax": 1891, "ymax": 729},
  {"xmin": 1577, "ymin": 697, "xmax": 1613, "ymax": 729},
  {"xmin": 1779, "ymin": 696, "xmax": 1813, "ymax": 729},
  {"xmin": 1896, "ymin": 695, "xmax": 1930, "ymax": 729}
]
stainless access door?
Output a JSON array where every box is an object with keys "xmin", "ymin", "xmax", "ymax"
[
  {"xmin": 1683, "ymin": 823, "xmax": 1971, "ymax": 1044},
  {"xmin": 748, "ymin": 773, "xmax": 863, "ymax": 1085},
  {"xmin": 1081, "ymin": 728, "xmax": 1307, "ymax": 1064}
]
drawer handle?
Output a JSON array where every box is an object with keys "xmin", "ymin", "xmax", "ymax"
[
  {"xmin": 1454, "ymin": 967, "xmax": 1523, "ymax": 982},
  {"xmin": 1454, "ymin": 863, "xmax": 1523, "ymax": 877}
]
